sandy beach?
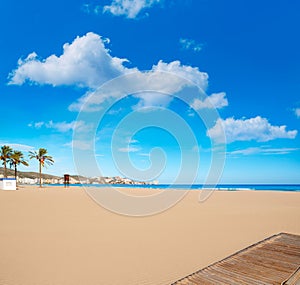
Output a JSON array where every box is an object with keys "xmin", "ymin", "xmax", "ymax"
[{"xmin": 0, "ymin": 186, "xmax": 299, "ymax": 285}]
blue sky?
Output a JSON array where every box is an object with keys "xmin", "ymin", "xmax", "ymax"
[{"xmin": 0, "ymin": 0, "xmax": 299, "ymax": 183}]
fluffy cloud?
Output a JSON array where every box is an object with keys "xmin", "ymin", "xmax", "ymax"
[
  {"xmin": 103, "ymin": 0, "xmax": 161, "ymax": 19},
  {"xmin": 68, "ymin": 59, "xmax": 210, "ymax": 112},
  {"xmin": 208, "ymin": 116, "xmax": 297, "ymax": 144},
  {"xmin": 295, "ymin": 108, "xmax": 300, "ymax": 118},
  {"xmin": 28, "ymin": 120, "xmax": 92, "ymax": 133},
  {"xmin": 8, "ymin": 32, "xmax": 129, "ymax": 88},
  {"xmin": 153, "ymin": 60, "xmax": 208, "ymax": 90},
  {"xmin": 133, "ymin": 92, "xmax": 173, "ymax": 110},
  {"xmin": 9, "ymin": 32, "xmax": 214, "ymax": 112},
  {"xmin": 192, "ymin": 92, "xmax": 228, "ymax": 110},
  {"xmin": 179, "ymin": 38, "xmax": 203, "ymax": 52}
]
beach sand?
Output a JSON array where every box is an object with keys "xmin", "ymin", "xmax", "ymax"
[{"xmin": 0, "ymin": 186, "xmax": 299, "ymax": 285}]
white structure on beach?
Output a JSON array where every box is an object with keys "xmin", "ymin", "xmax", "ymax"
[{"xmin": 0, "ymin": 178, "xmax": 17, "ymax": 190}]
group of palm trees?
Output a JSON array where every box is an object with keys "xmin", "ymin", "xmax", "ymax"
[{"xmin": 0, "ymin": 145, "xmax": 54, "ymax": 188}]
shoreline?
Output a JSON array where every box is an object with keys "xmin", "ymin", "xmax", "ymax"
[{"xmin": 17, "ymin": 183, "xmax": 300, "ymax": 192}]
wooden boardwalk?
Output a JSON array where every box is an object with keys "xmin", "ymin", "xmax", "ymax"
[{"xmin": 172, "ymin": 233, "xmax": 300, "ymax": 285}]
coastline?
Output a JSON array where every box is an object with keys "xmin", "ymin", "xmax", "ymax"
[
  {"xmin": 0, "ymin": 185, "xmax": 299, "ymax": 285},
  {"xmin": 29, "ymin": 183, "xmax": 300, "ymax": 192}
]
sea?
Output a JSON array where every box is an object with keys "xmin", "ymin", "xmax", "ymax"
[{"xmin": 57, "ymin": 183, "xmax": 300, "ymax": 192}]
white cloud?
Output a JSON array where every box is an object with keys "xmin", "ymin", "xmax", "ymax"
[
  {"xmin": 8, "ymin": 32, "xmax": 212, "ymax": 113},
  {"xmin": 153, "ymin": 60, "xmax": 208, "ymax": 90},
  {"xmin": 138, "ymin": 153, "xmax": 150, "ymax": 157},
  {"xmin": 192, "ymin": 92, "xmax": 228, "ymax": 110},
  {"xmin": 133, "ymin": 92, "xmax": 173, "ymax": 110},
  {"xmin": 179, "ymin": 38, "xmax": 203, "ymax": 52},
  {"xmin": 64, "ymin": 140, "xmax": 93, "ymax": 150},
  {"xmin": 0, "ymin": 142, "xmax": 34, "ymax": 152},
  {"xmin": 8, "ymin": 32, "xmax": 130, "ymax": 88},
  {"xmin": 103, "ymin": 0, "xmax": 162, "ymax": 19},
  {"xmin": 29, "ymin": 120, "xmax": 93, "ymax": 133},
  {"xmin": 228, "ymin": 147, "xmax": 299, "ymax": 156},
  {"xmin": 68, "ymin": 59, "xmax": 209, "ymax": 112},
  {"xmin": 82, "ymin": 4, "xmax": 102, "ymax": 15},
  {"xmin": 125, "ymin": 138, "xmax": 139, "ymax": 144},
  {"xmin": 28, "ymin": 121, "xmax": 45, "ymax": 129},
  {"xmin": 295, "ymin": 108, "xmax": 300, "ymax": 118},
  {"xmin": 107, "ymin": 107, "xmax": 123, "ymax": 115},
  {"xmin": 187, "ymin": 109, "xmax": 195, "ymax": 117},
  {"xmin": 118, "ymin": 146, "xmax": 141, "ymax": 152},
  {"xmin": 47, "ymin": 120, "xmax": 93, "ymax": 132},
  {"xmin": 118, "ymin": 137, "xmax": 140, "ymax": 152},
  {"xmin": 208, "ymin": 116, "xmax": 298, "ymax": 144}
]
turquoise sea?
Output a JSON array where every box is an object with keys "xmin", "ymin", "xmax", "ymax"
[{"xmin": 57, "ymin": 184, "xmax": 300, "ymax": 192}]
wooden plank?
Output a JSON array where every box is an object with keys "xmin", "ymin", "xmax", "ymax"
[
  {"xmin": 214, "ymin": 260, "xmax": 286, "ymax": 283},
  {"xmin": 172, "ymin": 233, "xmax": 300, "ymax": 285},
  {"xmin": 235, "ymin": 252, "xmax": 298, "ymax": 274},
  {"xmin": 282, "ymin": 267, "xmax": 300, "ymax": 285},
  {"xmin": 202, "ymin": 265, "xmax": 267, "ymax": 285}
]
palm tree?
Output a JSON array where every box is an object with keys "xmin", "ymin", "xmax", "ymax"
[
  {"xmin": 0, "ymin": 145, "xmax": 13, "ymax": 178},
  {"xmin": 29, "ymin": 148, "xmax": 54, "ymax": 188},
  {"xmin": 9, "ymin": 150, "xmax": 29, "ymax": 188}
]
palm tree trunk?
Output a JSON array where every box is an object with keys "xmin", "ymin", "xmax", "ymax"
[
  {"xmin": 39, "ymin": 161, "xmax": 42, "ymax": 188},
  {"xmin": 14, "ymin": 165, "xmax": 18, "ymax": 189},
  {"xmin": 14, "ymin": 164, "xmax": 17, "ymax": 179},
  {"xmin": 4, "ymin": 162, "xmax": 7, "ymax": 178}
]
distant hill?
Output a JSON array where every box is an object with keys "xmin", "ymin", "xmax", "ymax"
[
  {"xmin": 0, "ymin": 168, "xmax": 153, "ymax": 185},
  {"xmin": 0, "ymin": 167, "xmax": 67, "ymax": 179}
]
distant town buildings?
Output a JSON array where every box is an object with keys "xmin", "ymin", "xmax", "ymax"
[{"xmin": 0, "ymin": 173, "xmax": 158, "ymax": 186}]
